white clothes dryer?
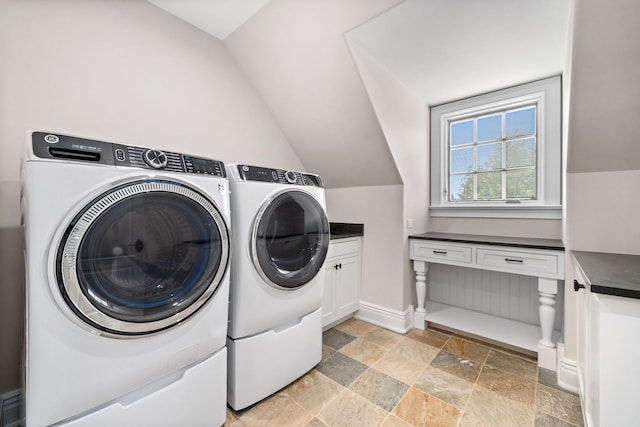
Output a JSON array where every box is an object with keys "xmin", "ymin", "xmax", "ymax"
[
  {"xmin": 21, "ymin": 132, "xmax": 231, "ymax": 427},
  {"xmin": 226, "ymin": 164, "xmax": 330, "ymax": 410}
]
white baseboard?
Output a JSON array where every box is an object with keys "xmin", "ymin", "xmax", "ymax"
[
  {"xmin": 556, "ymin": 343, "xmax": 579, "ymax": 393},
  {"xmin": 354, "ymin": 302, "xmax": 413, "ymax": 334}
]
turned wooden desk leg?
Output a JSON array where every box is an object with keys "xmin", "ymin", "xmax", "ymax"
[
  {"xmin": 413, "ymin": 260, "xmax": 428, "ymax": 330},
  {"xmin": 538, "ymin": 277, "xmax": 558, "ymax": 370}
]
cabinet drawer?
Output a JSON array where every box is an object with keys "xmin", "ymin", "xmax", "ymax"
[
  {"xmin": 410, "ymin": 241, "xmax": 472, "ymax": 264},
  {"xmin": 327, "ymin": 238, "xmax": 361, "ymax": 259},
  {"xmin": 476, "ymin": 248, "xmax": 559, "ymax": 276}
]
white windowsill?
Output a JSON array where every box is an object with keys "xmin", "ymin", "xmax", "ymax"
[{"xmin": 429, "ymin": 205, "xmax": 562, "ymax": 219}]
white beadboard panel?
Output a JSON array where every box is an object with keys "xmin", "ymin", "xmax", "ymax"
[{"xmin": 429, "ymin": 264, "xmax": 563, "ymax": 330}]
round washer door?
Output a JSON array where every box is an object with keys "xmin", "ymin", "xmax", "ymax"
[
  {"xmin": 56, "ymin": 179, "xmax": 230, "ymax": 336},
  {"xmin": 252, "ymin": 189, "xmax": 330, "ymax": 289}
]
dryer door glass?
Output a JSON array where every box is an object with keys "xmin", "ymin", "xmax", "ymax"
[
  {"xmin": 253, "ymin": 190, "xmax": 329, "ymax": 289},
  {"xmin": 57, "ymin": 180, "xmax": 229, "ymax": 336}
]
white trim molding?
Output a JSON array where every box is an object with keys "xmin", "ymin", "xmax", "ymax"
[
  {"xmin": 429, "ymin": 205, "xmax": 562, "ymax": 219},
  {"xmin": 430, "ymin": 76, "xmax": 562, "ymax": 219},
  {"xmin": 355, "ymin": 302, "xmax": 413, "ymax": 334},
  {"xmin": 556, "ymin": 343, "xmax": 580, "ymax": 393}
]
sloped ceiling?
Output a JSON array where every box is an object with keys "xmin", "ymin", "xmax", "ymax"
[
  {"xmin": 347, "ymin": 0, "xmax": 571, "ymax": 106},
  {"xmin": 147, "ymin": 0, "xmax": 272, "ymax": 40},
  {"xmin": 223, "ymin": 0, "xmax": 404, "ymax": 188},
  {"xmin": 146, "ymin": 0, "xmax": 571, "ymax": 188}
]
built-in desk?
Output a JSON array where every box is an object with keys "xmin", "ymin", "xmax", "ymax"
[{"xmin": 409, "ymin": 232, "xmax": 565, "ymax": 370}]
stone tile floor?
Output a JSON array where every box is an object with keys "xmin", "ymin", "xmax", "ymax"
[{"xmin": 226, "ymin": 318, "xmax": 583, "ymax": 426}]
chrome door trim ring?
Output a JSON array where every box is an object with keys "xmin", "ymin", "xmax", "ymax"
[
  {"xmin": 250, "ymin": 188, "xmax": 329, "ymax": 290},
  {"xmin": 56, "ymin": 178, "xmax": 230, "ymax": 337}
]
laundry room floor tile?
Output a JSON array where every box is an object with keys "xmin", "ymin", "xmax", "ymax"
[
  {"xmin": 318, "ymin": 388, "xmax": 388, "ymax": 427},
  {"xmin": 406, "ymin": 328, "xmax": 450, "ymax": 348},
  {"xmin": 460, "ymin": 386, "xmax": 534, "ymax": 427},
  {"xmin": 484, "ymin": 348, "xmax": 538, "ymax": 381},
  {"xmin": 348, "ymin": 368, "xmax": 409, "ymax": 412},
  {"xmin": 430, "ymin": 350, "xmax": 483, "ymax": 383},
  {"xmin": 281, "ymin": 370, "xmax": 343, "ymax": 415},
  {"xmin": 334, "ymin": 318, "xmax": 379, "ymax": 337},
  {"xmin": 339, "ymin": 337, "xmax": 388, "ymax": 365},
  {"xmin": 361, "ymin": 328, "xmax": 404, "ymax": 349},
  {"xmin": 390, "ymin": 336, "xmax": 440, "ymax": 365},
  {"xmin": 413, "ymin": 365, "xmax": 474, "ymax": 410},
  {"xmin": 372, "ymin": 349, "xmax": 428, "ymax": 385},
  {"xmin": 316, "ymin": 352, "xmax": 368, "ymax": 387},
  {"xmin": 226, "ymin": 320, "xmax": 584, "ymax": 427},
  {"xmin": 322, "ymin": 329, "xmax": 357, "ymax": 350},
  {"xmin": 392, "ymin": 387, "xmax": 462, "ymax": 427},
  {"xmin": 233, "ymin": 393, "xmax": 313, "ymax": 427}
]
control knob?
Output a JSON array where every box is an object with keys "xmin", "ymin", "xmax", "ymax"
[
  {"xmin": 143, "ymin": 149, "xmax": 168, "ymax": 169},
  {"xmin": 284, "ymin": 170, "xmax": 297, "ymax": 184}
]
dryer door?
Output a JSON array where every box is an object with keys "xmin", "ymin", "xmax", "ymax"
[
  {"xmin": 252, "ymin": 189, "xmax": 330, "ymax": 289},
  {"xmin": 56, "ymin": 179, "xmax": 229, "ymax": 336}
]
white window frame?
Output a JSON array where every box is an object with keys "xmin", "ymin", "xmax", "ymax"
[{"xmin": 430, "ymin": 76, "xmax": 562, "ymax": 219}]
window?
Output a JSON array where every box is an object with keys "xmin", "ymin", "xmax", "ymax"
[{"xmin": 430, "ymin": 77, "xmax": 561, "ymax": 218}]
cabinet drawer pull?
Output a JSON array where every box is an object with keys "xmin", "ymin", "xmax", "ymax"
[
  {"xmin": 505, "ymin": 258, "xmax": 523, "ymax": 264},
  {"xmin": 433, "ymin": 250, "xmax": 448, "ymax": 255}
]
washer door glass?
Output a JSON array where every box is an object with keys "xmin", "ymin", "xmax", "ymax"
[
  {"xmin": 252, "ymin": 190, "xmax": 329, "ymax": 289},
  {"xmin": 56, "ymin": 180, "xmax": 229, "ymax": 336}
]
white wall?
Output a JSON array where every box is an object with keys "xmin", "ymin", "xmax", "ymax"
[
  {"xmin": 347, "ymin": 40, "xmax": 429, "ymax": 312},
  {"xmin": 0, "ymin": 0, "xmax": 302, "ymax": 393},
  {"xmin": 567, "ymin": 171, "xmax": 640, "ymax": 255},
  {"xmin": 561, "ymin": 0, "xmax": 640, "ymax": 384},
  {"xmin": 428, "ymin": 217, "xmax": 562, "ymax": 240},
  {"xmin": 325, "ymin": 186, "xmax": 405, "ymax": 310},
  {"xmin": 566, "ymin": 0, "xmax": 640, "ymax": 175}
]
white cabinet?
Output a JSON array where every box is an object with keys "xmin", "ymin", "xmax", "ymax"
[
  {"xmin": 574, "ymin": 264, "xmax": 591, "ymax": 426},
  {"xmin": 322, "ymin": 237, "xmax": 362, "ymax": 328},
  {"xmin": 574, "ymin": 253, "xmax": 640, "ymax": 427}
]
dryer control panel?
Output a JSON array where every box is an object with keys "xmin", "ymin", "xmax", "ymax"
[
  {"xmin": 31, "ymin": 132, "xmax": 226, "ymax": 177},
  {"xmin": 235, "ymin": 164, "xmax": 323, "ymax": 187}
]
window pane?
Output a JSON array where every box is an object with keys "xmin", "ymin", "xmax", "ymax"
[
  {"xmin": 506, "ymin": 169, "xmax": 536, "ymax": 199},
  {"xmin": 450, "ymin": 147, "xmax": 474, "ymax": 173},
  {"xmin": 477, "ymin": 172, "xmax": 502, "ymax": 200},
  {"xmin": 477, "ymin": 143, "xmax": 502, "ymax": 171},
  {"xmin": 450, "ymin": 174, "xmax": 474, "ymax": 201},
  {"xmin": 477, "ymin": 114, "xmax": 502, "ymax": 142},
  {"xmin": 506, "ymin": 138, "xmax": 536, "ymax": 168},
  {"xmin": 450, "ymin": 120, "xmax": 474, "ymax": 146},
  {"xmin": 506, "ymin": 107, "xmax": 535, "ymax": 138}
]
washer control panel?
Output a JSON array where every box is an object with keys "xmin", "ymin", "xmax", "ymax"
[
  {"xmin": 31, "ymin": 132, "xmax": 226, "ymax": 177},
  {"xmin": 236, "ymin": 164, "xmax": 323, "ymax": 187}
]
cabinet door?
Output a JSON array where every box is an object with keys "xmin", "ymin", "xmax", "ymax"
[
  {"xmin": 587, "ymin": 293, "xmax": 599, "ymax": 427},
  {"xmin": 322, "ymin": 262, "xmax": 337, "ymax": 326},
  {"xmin": 574, "ymin": 267, "xmax": 589, "ymax": 421},
  {"xmin": 334, "ymin": 254, "xmax": 361, "ymax": 318}
]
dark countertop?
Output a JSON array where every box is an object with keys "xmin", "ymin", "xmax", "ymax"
[
  {"xmin": 572, "ymin": 251, "xmax": 640, "ymax": 299},
  {"xmin": 330, "ymin": 222, "xmax": 364, "ymax": 240},
  {"xmin": 409, "ymin": 232, "xmax": 564, "ymax": 251}
]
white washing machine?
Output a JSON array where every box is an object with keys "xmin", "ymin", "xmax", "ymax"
[
  {"xmin": 226, "ymin": 164, "xmax": 330, "ymax": 410},
  {"xmin": 21, "ymin": 132, "xmax": 231, "ymax": 427}
]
